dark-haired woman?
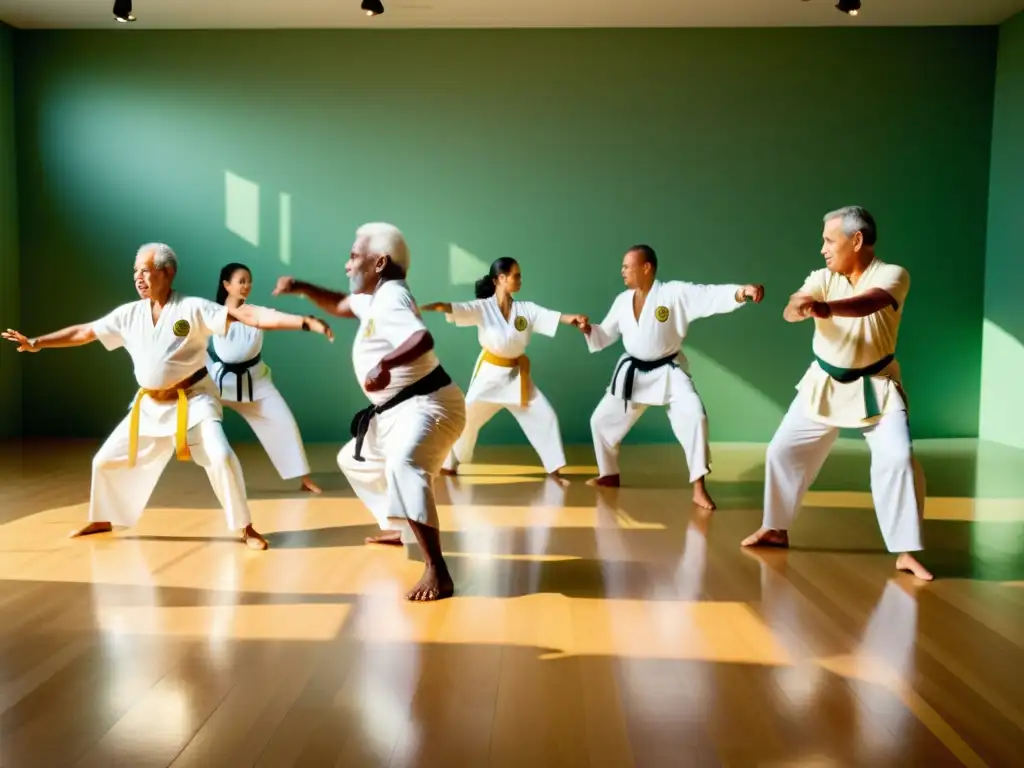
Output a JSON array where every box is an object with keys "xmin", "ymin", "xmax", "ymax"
[
  {"xmin": 209, "ymin": 263, "xmax": 321, "ymax": 493},
  {"xmin": 420, "ymin": 257, "xmax": 587, "ymax": 481}
]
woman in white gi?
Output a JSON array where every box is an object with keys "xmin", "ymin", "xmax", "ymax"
[
  {"xmin": 419, "ymin": 257, "xmax": 588, "ymax": 482},
  {"xmin": 208, "ymin": 263, "xmax": 321, "ymax": 493}
]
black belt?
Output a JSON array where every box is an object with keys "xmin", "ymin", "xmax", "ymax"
[
  {"xmin": 209, "ymin": 350, "xmax": 261, "ymax": 402},
  {"xmin": 610, "ymin": 353, "xmax": 679, "ymax": 410},
  {"xmin": 349, "ymin": 365, "xmax": 453, "ymax": 461}
]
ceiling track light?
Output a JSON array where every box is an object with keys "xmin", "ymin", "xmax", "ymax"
[
  {"xmin": 835, "ymin": 0, "xmax": 861, "ymax": 15},
  {"xmin": 113, "ymin": 0, "xmax": 136, "ymax": 23},
  {"xmin": 361, "ymin": 0, "xmax": 384, "ymax": 17}
]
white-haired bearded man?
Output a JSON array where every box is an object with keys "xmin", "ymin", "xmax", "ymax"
[
  {"xmin": 274, "ymin": 222, "xmax": 466, "ymax": 602},
  {"xmin": 2, "ymin": 243, "xmax": 334, "ymax": 550}
]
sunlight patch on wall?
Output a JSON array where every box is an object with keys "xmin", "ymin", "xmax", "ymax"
[
  {"xmin": 978, "ymin": 319, "xmax": 1024, "ymax": 450},
  {"xmin": 279, "ymin": 192, "xmax": 292, "ymax": 265},
  {"xmin": 224, "ymin": 170, "xmax": 260, "ymax": 247},
  {"xmin": 686, "ymin": 346, "xmax": 786, "ymax": 429},
  {"xmin": 449, "ymin": 242, "xmax": 489, "ymax": 286}
]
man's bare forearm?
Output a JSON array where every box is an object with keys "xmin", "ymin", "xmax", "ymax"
[
  {"xmin": 30, "ymin": 324, "xmax": 98, "ymax": 349},
  {"xmin": 825, "ymin": 289, "xmax": 896, "ymax": 317},
  {"xmin": 380, "ymin": 330, "xmax": 435, "ymax": 370},
  {"xmin": 294, "ymin": 281, "xmax": 352, "ymax": 317}
]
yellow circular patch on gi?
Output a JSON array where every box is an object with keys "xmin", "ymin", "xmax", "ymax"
[
  {"xmin": 654, "ymin": 306, "xmax": 670, "ymax": 323},
  {"xmin": 172, "ymin": 319, "xmax": 191, "ymax": 337},
  {"xmin": 514, "ymin": 316, "xmax": 528, "ymax": 332}
]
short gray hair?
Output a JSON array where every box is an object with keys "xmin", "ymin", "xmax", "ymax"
[
  {"xmin": 356, "ymin": 222, "xmax": 410, "ymax": 274},
  {"xmin": 823, "ymin": 206, "xmax": 877, "ymax": 246},
  {"xmin": 137, "ymin": 242, "xmax": 178, "ymax": 272}
]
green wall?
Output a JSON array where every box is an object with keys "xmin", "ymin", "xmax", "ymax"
[
  {"xmin": 0, "ymin": 22, "xmax": 18, "ymax": 439},
  {"xmin": 980, "ymin": 12, "xmax": 1024, "ymax": 450},
  {"xmin": 12, "ymin": 28, "xmax": 997, "ymax": 446}
]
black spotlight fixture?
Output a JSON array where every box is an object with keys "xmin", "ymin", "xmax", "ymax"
[
  {"xmin": 835, "ymin": 0, "xmax": 861, "ymax": 15},
  {"xmin": 113, "ymin": 0, "xmax": 136, "ymax": 23},
  {"xmin": 361, "ymin": 0, "xmax": 384, "ymax": 17}
]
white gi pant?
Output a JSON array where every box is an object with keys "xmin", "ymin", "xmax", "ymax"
[
  {"xmin": 442, "ymin": 386, "xmax": 566, "ymax": 474},
  {"xmin": 762, "ymin": 395, "xmax": 925, "ymax": 553},
  {"xmin": 89, "ymin": 415, "xmax": 252, "ymax": 531},
  {"xmin": 338, "ymin": 383, "xmax": 466, "ymax": 539},
  {"xmin": 222, "ymin": 389, "xmax": 311, "ymax": 480},
  {"xmin": 589, "ymin": 374, "xmax": 710, "ymax": 483}
]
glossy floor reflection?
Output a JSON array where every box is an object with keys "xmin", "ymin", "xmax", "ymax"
[{"xmin": 1, "ymin": 439, "xmax": 1023, "ymax": 767}]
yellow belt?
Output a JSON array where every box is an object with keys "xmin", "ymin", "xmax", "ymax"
[
  {"xmin": 127, "ymin": 369, "xmax": 208, "ymax": 468},
  {"xmin": 475, "ymin": 350, "xmax": 530, "ymax": 407}
]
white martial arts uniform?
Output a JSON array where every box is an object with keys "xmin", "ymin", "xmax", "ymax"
[
  {"xmin": 440, "ymin": 296, "xmax": 566, "ymax": 474},
  {"xmin": 207, "ymin": 320, "xmax": 311, "ymax": 481},
  {"xmin": 337, "ymin": 280, "xmax": 467, "ymax": 536},
  {"xmin": 762, "ymin": 258, "xmax": 924, "ymax": 553},
  {"xmin": 586, "ymin": 279, "xmax": 747, "ymax": 481},
  {"xmin": 89, "ymin": 292, "xmax": 251, "ymax": 530}
]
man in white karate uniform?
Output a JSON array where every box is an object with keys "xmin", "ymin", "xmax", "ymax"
[
  {"xmin": 273, "ymin": 222, "xmax": 466, "ymax": 601},
  {"xmin": 2, "ymin": 243, "xmax": 333, "ymax": 550},
  {"xmin": 580, "ymin": 244, "xmax": 764, "ymax": 509},
  {"xmin": 741, "ymin": 206, "xmax": 933, "ymax": 581}
]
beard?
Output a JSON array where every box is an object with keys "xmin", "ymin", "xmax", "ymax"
[{"xmin": 348, "ymin": 273, "xmax": 365, "ymax": 294}]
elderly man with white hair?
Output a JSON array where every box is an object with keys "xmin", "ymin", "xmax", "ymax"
[
  {"xmin": 2, "ymin": 242, "xmax": 334, "ymax": 550},
  {"xmin": 741, "ymin": 206, "xmax": 933, "ymax": 581},
  {"xmin": 274, "ymin": 222, "xmax": 466, "ymax": 602}
]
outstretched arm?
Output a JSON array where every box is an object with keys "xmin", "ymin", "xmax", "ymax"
[
  {"xmin": 419, "ymin": 302, "xmax": 453, "ymax": 314},
  {"xmin": 273, "ymin": 276, "xmax": 355, "ymax": 319},
  {"xmin": 579, "ymin": 304, "xmax": 622, "ymax": 353},
  {"xmin": 2, "ymin": 324, "xmax": 97, "ymax": 352},
  {"xmin": 226, "ymin": 305, "xmax": 334, "ymax": 341},
  {"xmin": 559, "ymin": 313, "xmax": 589, "ymax": 327},
  {"xmin": 680, "ymin": 282, "xmax": 763, "ymax": 321}
]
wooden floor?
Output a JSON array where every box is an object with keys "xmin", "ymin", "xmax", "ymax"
[{"xmin": 1, "ymin": 438, "xmax": 1024, "ymax": 767}]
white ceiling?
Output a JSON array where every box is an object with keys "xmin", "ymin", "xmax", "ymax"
[{"xmin": 1, "ymin": 0, "xmax": 1022, "ymax": 30}]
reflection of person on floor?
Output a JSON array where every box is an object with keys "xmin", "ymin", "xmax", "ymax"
[
  {"xmin": 419, "ymin": 257, "xmax": 588, "ymax": 484},
  {"xmin": 741, "ymin": 206, "xmax": 933, "ymax": 582},
  {"xmin": 578, "ymin": 244, "xmax": 763, "ymax": 510},
  {"xmin": 208, "ymin": 262, "xmax": 322, "ymax": 494},
  {"xmin": 1, "ymin": 243, "xmax": 333, "ymax": 550},
  {"xmin": 272, "ymin": 222, "xmax": 466, "ymax": 602}
]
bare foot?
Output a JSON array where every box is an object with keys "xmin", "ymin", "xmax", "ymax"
[
  {"xmin": 439, "ymin": 468, "xmax": 457, "ymax": 476},
  {"xmin": 896, "ymin": 553, "xmax": 934, "ymax": 581},
  {"xmin": 406, "ymin": 564, "xmax": 455, "ymax": 602},
  {"xmin": 692, "ymin": 478, "xmax": 716, "ymax": 510},
  {"xmin": 741, "ymin": 527, "xmax": 789, "ymax": 548},
  {"xmin": 300, "ymin": 476, "xmax": 323, "ymax": 494},
  {"xmin": 365, "ymin": 530, "xmax": 403, "ymax": 546},
  {"xmin": 549, "ymin": 469, "xmax": 570, "ymax": 487},
  {"xmin": 70, "ymin": 522, "xmax": 113, "ymax": 538},
  {"xmin": 242, "ymin": 524, "xmax": 269, "ymax": 551},
  {"xmin": 586, "ymin": 474, "xmax": 620, "ymax": 487}
]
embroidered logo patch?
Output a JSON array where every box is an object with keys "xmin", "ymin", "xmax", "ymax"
[
  {"xmin": 364, "ymin": 319, "xmax": 375, "ymax": 338},
  {"xmin": 513, "ymin": 316, "xmax": 528, "ymax": 332},
  {"xmin": 172, "ymin": 319, "xmax": 191, "ymax": 337},
  {"xmin": 654, "ymin": 306, "xmax": 670, "ymax": 323}
]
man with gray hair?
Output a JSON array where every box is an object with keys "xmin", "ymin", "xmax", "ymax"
[
  {"xmin": 741, "ymin": 206, "xmax": 932, "ymax": 581},
  {"xmin": 2, "ymin": 242, "xmax": 334, "ymax": 550},
  {"xmin": 274, "ymin": 222, "xmax": 466, "ymax": 601}
]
